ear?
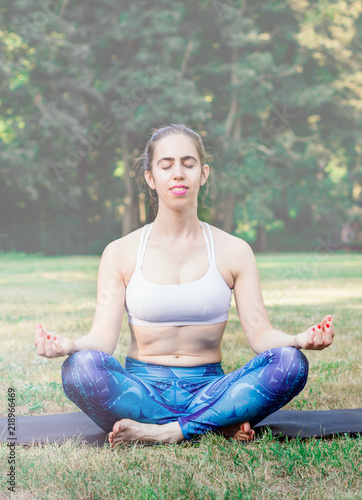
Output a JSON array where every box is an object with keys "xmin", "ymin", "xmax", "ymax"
[
  {"xmin": 200, "ymin": 164, "xmax": 210, "ymax": 186},
  {"xmin": 144, "ymin": 170, "xmax": 156, "ymax": 190}
]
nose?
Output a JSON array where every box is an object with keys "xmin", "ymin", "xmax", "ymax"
[{"xmin": 173, "ymin": 163, "xmax": 185, "ymax": 179}]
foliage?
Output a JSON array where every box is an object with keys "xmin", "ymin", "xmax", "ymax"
[{"xmin": 0, "ymin": 0, "xmax": 361, "ymax": 254}]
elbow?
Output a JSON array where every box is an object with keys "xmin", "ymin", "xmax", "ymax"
[{"xmin": 99, "ymin": 339, "xmax": 117, "ymax": 356}]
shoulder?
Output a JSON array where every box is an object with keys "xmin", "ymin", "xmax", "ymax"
[
  {"xmin": 104, "ymin": 226, "xmax": 144, "ymax": 253},
  {"xmin": 206, "ymin": 223, "xmax": 256, "ymax": 277},
  {"xmin": 100, "ymin": 226, "xmax": 146, "ymax": 282},
  {"xmin": 207, "ymin": 222, "xmax": 253, "ymax": 255}
]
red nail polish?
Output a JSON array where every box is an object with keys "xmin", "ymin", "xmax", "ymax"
[
  {"xmin": 47, "ymin": 334, "xmax": 51, "ymax": 340},
  {"xmin": 37, "ymin": 324, "xmax": 42, "ymax": 329},
  {"xmin": 317, "ymin": 324, "xmax": 321, "ymax": 329},
  {"xmin": 327, "ymin": 316, "xmax": 331, "ymax": 321},
  {"xmin": 40, "ymin": 333, "xmax": 44, "ymax": 338},
  {"xmin": 312, "ymin": 327, "xmax": 315, "ymax": 332},
  {"xmin": 326, "ymin": 323, "xmax": 329, "ymax": 328},
  {"xmin": 53, "ymin": 336, "xmax": 57, "ymax": 341}
]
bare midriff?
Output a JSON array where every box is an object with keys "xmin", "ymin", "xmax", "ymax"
[{"xmin": 126, "ymin": 321, "xmax": 227, "ymax": 366}]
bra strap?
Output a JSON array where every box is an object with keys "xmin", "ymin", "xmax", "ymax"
[
  {"xmin": 203, "ymin": 222, "xmax": 216, "ymax": 265},
  {"xmin": 138, "ymin": 222, "xmax": 214, "ymax": 267},
  {"xmin": 138, "ymin": 222, "xmax": 153, "ymax": 267},
  {"xmin": 136, "ymin": 223, "xmax": 153, "ymax": 268},
  {"xmin": 200, "ymin": 221, "xmax": 214, "ymax": 265}
]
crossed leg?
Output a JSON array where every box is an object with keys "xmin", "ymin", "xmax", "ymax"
[
  {"xmin": 175, "ymin": 346, "xmax": 308, "ymax": 440},
  {"xmin": 109, "ymin": 346, "xmax": 308, "ymax": 445},
  {"xmin": 62, "ymin": 347, "xmax": 308, "ymax": 446}
]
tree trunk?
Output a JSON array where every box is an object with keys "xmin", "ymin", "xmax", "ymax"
[
  {"xmin": 211, "ymin": 48, "xmax": 240, "ymax": 234},
  {"xmin": 222, "ymin": 193, "xmax": 236, "ymax": 234},
  {"xmin": 255, "ymin": 225, "xmax": 267, "ymax": 252},
  {"xmin": 120, "ymin": 133, "xmax": 140, "ymax": 236},
  {"xmin": 77, "ymin": 159, "xmax": 89, "ymax": 232}
]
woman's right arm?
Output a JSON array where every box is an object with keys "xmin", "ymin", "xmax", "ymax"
[{"xmin": 35, "ymin": 240, "xmax": 126, "ymax": 358}]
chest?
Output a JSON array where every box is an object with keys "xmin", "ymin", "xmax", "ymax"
[
  {"xmin": 123, "ymin": 228, "xmax": 236, "ymax": 290},
  {"xmin": 141, "ymin": 240, "xmax": 211, "ymax": 285}
]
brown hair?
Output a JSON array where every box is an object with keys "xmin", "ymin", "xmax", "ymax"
[{"xmin": 134, "ymin": 123, "xmax": 213, "ymax": 216}]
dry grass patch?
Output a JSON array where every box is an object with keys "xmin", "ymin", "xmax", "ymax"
[{"xmin": 0, "ymin": 251, "xmax": 361, "ymax": 499}]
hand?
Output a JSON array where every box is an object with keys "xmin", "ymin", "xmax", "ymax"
[
  {"xmin": 34, "ymin": 324, "xmax": 74, "ymax": 358},
  {"xmin": 295, "ymin": 315, "xmax": 335, "ymax": 350}
]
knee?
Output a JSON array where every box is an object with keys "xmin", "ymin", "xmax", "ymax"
[
  {"xmin": 61, "ymin": 350, "xmax": 106, "ymax": 389},
  {"xmin": 61, "ymin": 354, "xmax": 74, "ymax": 395},
  {"xmin": 272, "ymin": 346, "xmax": 307, "ymax": 363},
  {"xmin": 61, "ymin": 349, "xmax": 92, "ymax": 373},
  {"xmin": 273, "ymin": 346, "xmax": 309, "ymax": 382},
  {"xmin": 64, "ymin": 349, "xmax": 110, "ymax": 368},
  {"xmin": 276, "ymin": 345, "xmax": 307, "ymax": 361},
  {"xmin": 290, "ymin": 347, "xmax": 309, "ymax": 385},
  {"xmin": 286, "ymin": 346, "xmax": 308, "ymax": 367}
]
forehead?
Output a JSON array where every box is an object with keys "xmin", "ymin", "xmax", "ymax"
[{"xmin": 154, "ymin": 134, "xmax": 199, "ymax": 162}]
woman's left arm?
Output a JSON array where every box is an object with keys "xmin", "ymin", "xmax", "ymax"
[{"xmin": 233, "ymin": 240, "xmax": 335, "ymax": 354}]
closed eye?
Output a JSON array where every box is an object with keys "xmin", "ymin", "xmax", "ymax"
[{"xmin": 162, "ymin": 164, "xmax": 194, "ymax": 170}]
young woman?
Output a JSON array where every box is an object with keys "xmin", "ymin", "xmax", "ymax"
[{"xmin": 34, "ymin": 124, "xmax": 335, "ymax": 447}]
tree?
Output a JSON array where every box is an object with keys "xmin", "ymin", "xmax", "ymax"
[{"xmin": 0, "ymin": 0, "xmax": 361, "ymax": 253}]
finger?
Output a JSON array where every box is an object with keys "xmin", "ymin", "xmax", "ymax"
[
  {"xmin": 322, "ymin": 315, "xmax": 332, "ymax": 330},
  {"xmin": 45, "ymin": 332, "xmax": 55, "ymax": 357},
  {"xmin": 53, "ymin": 335, "xmax": 63, "ymax": 355},
  {"xmin": 34, "ymin": 324, "xmax": 42, "ymax": 346},
  {"xmin": 36, "ymin": 329, "xmax": 45, "ymax": 355},
  {"xmin": 327, "ymin": 315, "xmax": 334, "ymax": 335},
  {"xmin": 315, "ymin": 323, "xmax": 324, "ymax": 347},
  {"xmin": 324, "ymin": 321, "xmax": 333, "ymax": 346},
  {"xmin": 304, "ymin": 326, "xmax": 315, "ymax": 349}
]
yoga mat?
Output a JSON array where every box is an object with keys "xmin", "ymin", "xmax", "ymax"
[
  {"xmin": 1, "ymin": 411, "xmax": 107, "ymax": 447},
  {"xmin": 254, "ymin": 409, "xmax": 362, "ymax": 439},
  {"xmin": 1, "ymin": 409, "xmax": 361, "ymax": 446}
]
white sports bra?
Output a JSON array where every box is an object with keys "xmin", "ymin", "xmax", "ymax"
[{"xmin": 124, "ymin": 221, "xmax": 233, "ymax": 327}]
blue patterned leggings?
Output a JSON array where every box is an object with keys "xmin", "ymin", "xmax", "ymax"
[{"xmin": 61, "ymin": 347, "xmax": 308, "ymax": 440}]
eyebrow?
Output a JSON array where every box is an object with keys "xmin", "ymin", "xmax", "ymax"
[{"xmin": 156, "ymin": 155, "xmax": 198, "ymax": 165}]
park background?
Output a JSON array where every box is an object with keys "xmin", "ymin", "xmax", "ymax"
[
  {"xmin": 0, "ymin": 1, "xmax": 362, "ymax": 499},
  {"xmin": 1, "ymin": 0, "xmax": 362, "ymax": 255}
]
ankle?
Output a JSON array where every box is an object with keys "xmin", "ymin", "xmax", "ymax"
[{"xmin": 164, "ymin": 421, "xmax": 184, "ymax": 443}]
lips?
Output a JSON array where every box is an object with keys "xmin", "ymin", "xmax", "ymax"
[{"xmin": 170, "ymin": 185, "xmax": 188, "ymax": 195}]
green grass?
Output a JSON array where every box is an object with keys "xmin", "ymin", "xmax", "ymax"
[{"xmin": 0, "ymin": 251, "xmax": 361, "ymax": 499}]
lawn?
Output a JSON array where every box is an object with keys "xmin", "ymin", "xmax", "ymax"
[{"xmin": 0, "ymin": 250, "xmax": 361, "ymax": 499}]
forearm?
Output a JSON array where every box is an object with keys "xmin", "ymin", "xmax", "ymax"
[
  {"xmin": 69, "ymin": 332, "xmax": 115, "ymax": 355},
  {"xmin": 249, "ymin": 328, "xmax": 301, "ymax": 354}
]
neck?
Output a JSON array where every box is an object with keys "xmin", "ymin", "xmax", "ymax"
[{"xmin": 151, "ymin": 203, "xmax": 202, "ymax": 239}]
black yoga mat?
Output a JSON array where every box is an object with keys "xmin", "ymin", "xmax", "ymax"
[{"xmin": 1, "ymin": 409, "xmax": 361, "ymax": 446}]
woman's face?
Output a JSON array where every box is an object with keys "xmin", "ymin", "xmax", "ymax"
[{"xmin": 145, "ymin": 134, "xmax": 209, "ymax": 208}]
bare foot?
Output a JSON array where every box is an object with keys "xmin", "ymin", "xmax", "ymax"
[
  {"xmin": 219, "ymin": 421, "xmax": 255, "ymax": 441},
  {"xmin": 108, "ymin": 419, "xmax": 185, "ymax": 448}
]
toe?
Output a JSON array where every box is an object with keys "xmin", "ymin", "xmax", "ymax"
[
  {"xmin": 234, "ymin": 433, "xmax": 249, "ymax": 442},
  {"xmin": 111, "ymin": 435, "xmax": 126, "ymax": 447},
  {"xmin": 242, "ymin": 422, "xmax": 251, "ymax": 433},
  {"xmin": 112, "ymin": 420, "xmax": 123, "ymax": 434}
]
